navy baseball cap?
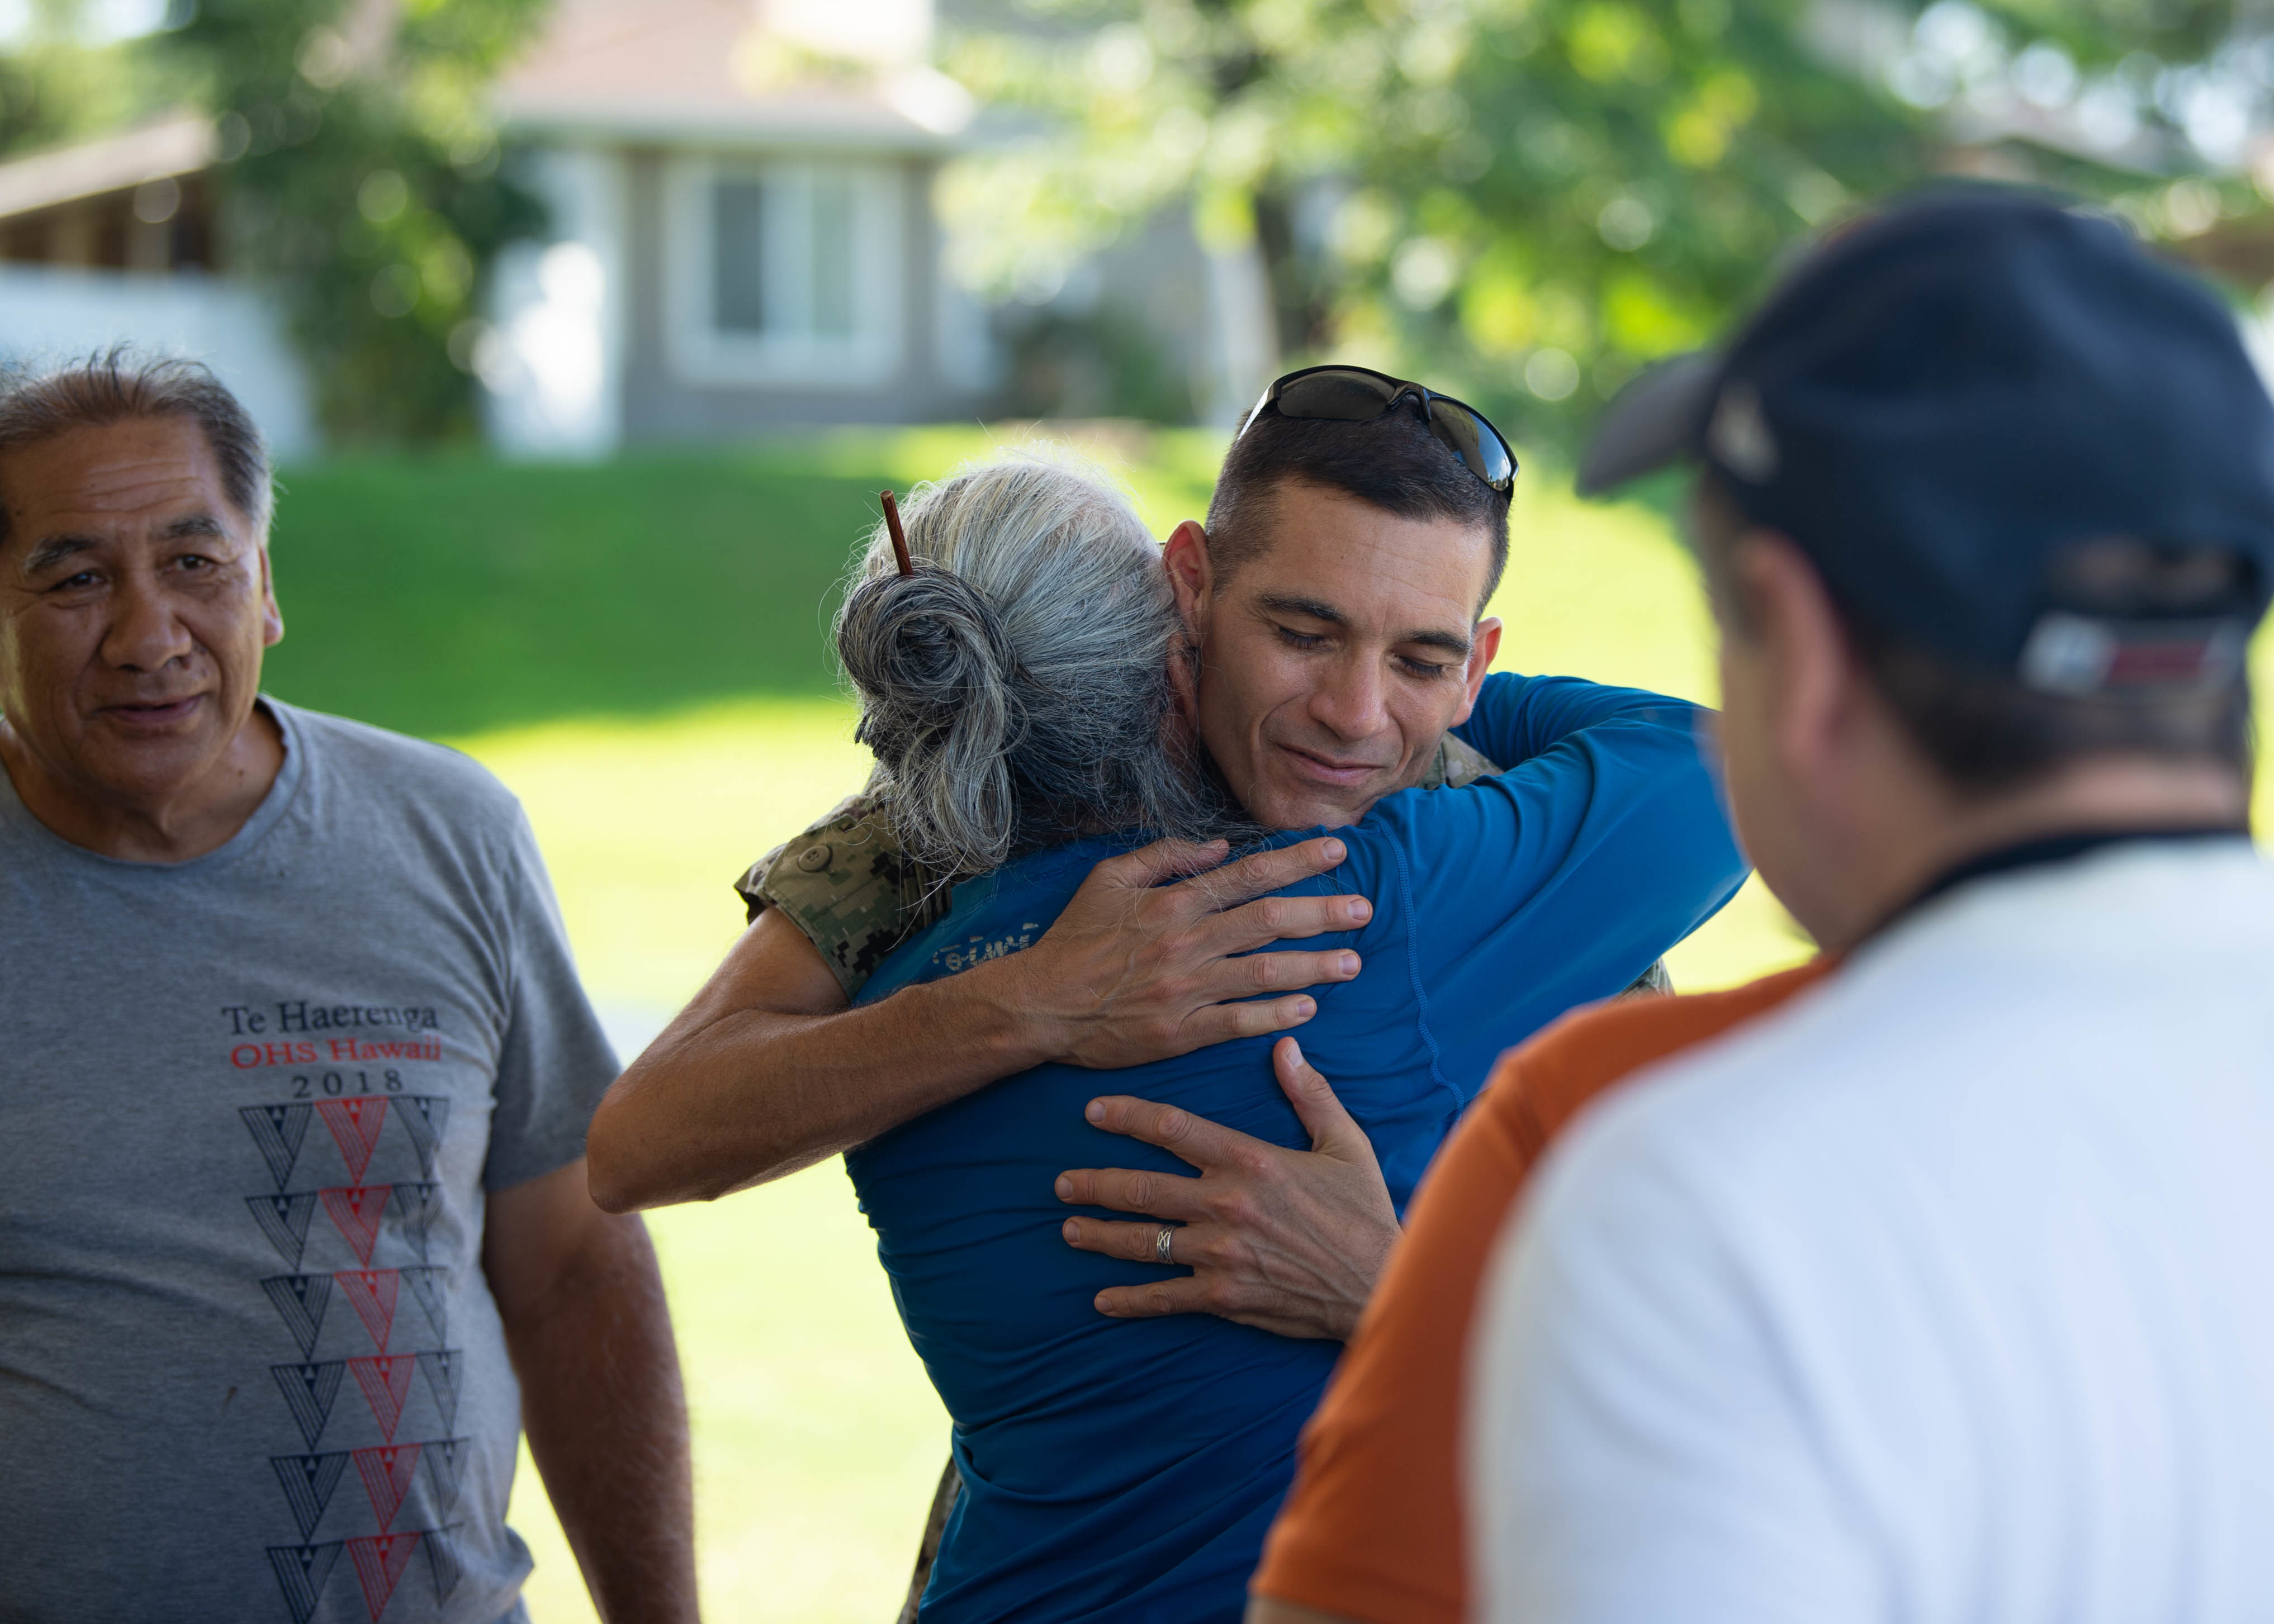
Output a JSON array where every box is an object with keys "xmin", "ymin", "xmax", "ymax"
[{"xmin": 1580, "ymin": 190, "xmax": 2274, "ymax": 694}]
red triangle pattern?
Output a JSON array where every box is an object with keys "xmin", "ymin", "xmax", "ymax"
[
  {"xmin": 316, "ymin": 1098, "xmax": 390, "ymax": 1183},
  {"xmin": 320, "ymin": 1187, "xmax": 388, "ymax": 1267},
  {"xmin": 345, "ymin": 1530, "xmax": 422, "ymax": 1622},
  {"xmin": 348, "ymin": 1355, "xmax": 416, "ymax": 1441},
  {"xmin": 334, "ymin": 1270, "xmax": 399, "ymax": 1352},
  {"xmin": 351, "ymin": 1443, "xmax": 422, "ymax": 1530}
]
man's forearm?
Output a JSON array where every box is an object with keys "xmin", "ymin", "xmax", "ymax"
[
  {"xmin": 588, "ymin": 837, "xmax": 1364, "ymax": 1214},
  {"xmin": 591, "ymin": 955, "xmax": 1055, "ymax": 1210},
  {"xmin": 501, "ymin": 1214, "xmax": 695, "ymax": 1623}
]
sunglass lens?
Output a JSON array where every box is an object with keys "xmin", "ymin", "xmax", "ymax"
[
  {"xmin": 1431, "ymin": 403, "xmax": 1515, "ymax": 489},
  {"xmin": 1275, "ymin": 369, "xmax": 1403, "ymax": 422}
]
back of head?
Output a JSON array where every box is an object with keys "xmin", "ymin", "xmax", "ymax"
[
  {"xmin": 1693, "ymin": 474, "xmax": 2257, "ymax": 791},
  {"xmin": 0, "ymin": 347, "xmax": 272, "ymax": 545},
  {"xmin": 836, "ymin": 453, "xmax": 1245, "ymax": 876},
  {"xmin": 1590, "ymin": 189, "xmax": 2274, "ymax": 796},
  {"xmin": 1206, "ymin": 406, "xmax": 1512, "ymax": 606}
]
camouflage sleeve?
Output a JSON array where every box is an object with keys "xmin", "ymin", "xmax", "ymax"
[
  {"xmin": 733, "ymin": 795, "xmax": 953, "ymax": 1002},
  {"xmin": 1619, "ymin": 960, "xmax": 1674, "ymax": 998},
  {"xmin": 1433, "ymin": 733, "xmax": 1501, "ymax": 788}
]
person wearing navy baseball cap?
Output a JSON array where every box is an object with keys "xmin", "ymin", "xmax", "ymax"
[
  {"xmin": 1449, "ymin": 189, "xmax": 2274, "ymax": 1624},
  {"xmin": 1583, "ymin": 187, "xmax": 2274, "ymax": 709}
]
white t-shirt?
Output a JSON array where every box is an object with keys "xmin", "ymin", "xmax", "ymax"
[{"xmin": 1468, "ymin": 838, "xmax": 2274, "ymax": 1624}]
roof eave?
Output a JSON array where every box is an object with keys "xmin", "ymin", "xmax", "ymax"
[
  {"xmin": 498, "ymin": 103, "xmax": 965, "ymax": 154},
  {"xmin": 0, "ymin": 114, "xmax": 215, "ymax": 222}
]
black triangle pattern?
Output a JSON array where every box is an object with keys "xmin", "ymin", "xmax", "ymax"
[
  {"xmin": 271, "ymin": 1361, "xmax": 345, "ymax": 1451},
  {"xmin": 402, "ymin": 1266, "xmax": 448, "ymax": 1342},
  {"xmin": 421, "ymin": 1437, "xmax": 468, "ymax": 1510},
  {"xmin": 241, "ymin": 1103, "xmax": 312, "ymax": 1191},
  {"xmin": 421, "ymin": 1521, "xmax": 465, "ymax": 1602},
  {"xmin": 416, "ymin": 1349, "xmax": 462, "ymax": 1433},
  {"xmin": 270, "ymin": 1452, "xmax": 348, "ymax": 1541},
  {"xmin": 401, "ymin": 1095, "xmax": 450, "ymax": 1180},
  {"xmin": 266, "ymin": 1540, "xmax": 343, "ymax": 1624},
  {"xmin": 262, "ymin": 1274, "xmax": 333, "ymax": 1360},
  {"xmin": 246, "ymin": 1193, "xmax": 319, "ymax": 1269},
  {"xmin": 390, "ymin": 1182, "xmax": 442, "ymax": 1264}
]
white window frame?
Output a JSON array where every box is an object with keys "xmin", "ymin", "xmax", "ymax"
[{"xmin": 664, "ymin": 153, "xmax": 905, "ymax": 388}]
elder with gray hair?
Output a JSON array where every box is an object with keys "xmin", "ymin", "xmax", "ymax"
[
  {"xmin": 599, "ymin": 450, "xmax": 1744, "ymax": 1623},
  {"xmin": 0, "ymin": 350, "xmax": 695, "ymax": 1623}
]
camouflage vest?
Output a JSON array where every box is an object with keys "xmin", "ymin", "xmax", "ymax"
[{"xmin": 735, "ymin": 733, "xmax": 1505, "ymax": 1001}]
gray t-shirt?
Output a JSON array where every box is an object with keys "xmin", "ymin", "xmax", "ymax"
[{"xmin": 0, "ymin": 700, "xmax": 619, "ymax": 1624}]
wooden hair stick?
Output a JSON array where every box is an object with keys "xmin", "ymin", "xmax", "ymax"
[{"xmin": 881, "ymin": 490, "xmax": 914, "ymax": 576}]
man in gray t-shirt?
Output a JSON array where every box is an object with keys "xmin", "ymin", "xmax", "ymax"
[{"xmin": 0, "ymin": 357, "xmax": 695, "ymax": 1622}]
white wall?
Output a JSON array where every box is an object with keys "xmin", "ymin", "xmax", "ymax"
[
  {"xmin": 0, "ymin": 263, "xmax": 316, "ymax": 460},
  {"xmin": 480, "ymin": 144, "xmax": 627, "ymax": 459}
]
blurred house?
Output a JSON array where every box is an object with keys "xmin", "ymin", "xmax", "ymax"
[
  {"xmin": 0, "ymin": 115, "xmax": 316, "ymax": 458},
  {"xmin": 480, "ymin": 0, "xmax": 997, "ymax": 456},
  {"xmin": 0, "ymin": 0, "xmax": 1001, "ymax": 462}
]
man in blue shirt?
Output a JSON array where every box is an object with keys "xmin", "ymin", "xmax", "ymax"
[
  {"xmin": 843, "ymin": 653, "xmax": 1740, "ymax": 1620},
  {"xmin": 590, "ymin": 373, "xmax": 1742, "ymax": 1612},
  {"xmin": 591, "ymin": 374, "xmax": 1736, "ymax": 1347}
]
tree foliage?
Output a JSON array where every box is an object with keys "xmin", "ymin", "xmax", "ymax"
[
  {"xmin": 942, "ymin": 0, "xmax": 2263, "ymax": 440},
  {"xmin": 162, "ymin": 0, "xmax": 548, "ymax": 443},
  {"xmin": 0, "ymin": 3, "xmax": 199, "ymax": 160}
]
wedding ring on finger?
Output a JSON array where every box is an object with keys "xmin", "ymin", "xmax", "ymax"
[{"xmin": 1154, "ymin": 1224, "xmax": 1177, "ymax": 1266}]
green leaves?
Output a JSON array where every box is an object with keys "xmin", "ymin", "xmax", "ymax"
[
  {"xmin": 163, "ymin": 0, "xmax": 546, "ymax": 443},
  {"xmin": 937, "ymin": 0, "xmax": 1918, "ymax": 438},
  {"xmin": 942, "ymin": 0, "xmax": 2258, "ymax": 446}
]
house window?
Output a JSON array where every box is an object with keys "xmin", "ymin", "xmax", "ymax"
[{"xmin": 671, "ymin": 158, "xmax": 903, "ymax": 387}]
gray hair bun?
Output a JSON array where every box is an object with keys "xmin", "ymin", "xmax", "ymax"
[
  {"xmin": 837, "ymin": 567, "xmax": 1022, "ymax": 871},
  {"xmin": 832, "ymin": 453, "xmax": 1253, "ymax": 880}
]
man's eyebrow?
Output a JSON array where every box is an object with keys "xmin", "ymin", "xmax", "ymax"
[
  {"xmin": 21, "ymin": 534, "xmax": 97, "ymax": 574},
  {"xmin": 162, "ymin": 513, "xmax": 226, "ymax": 540},
  {"xmin": 1401, "ymin": 626, "xmax": 1474, "ymax": 657},
  {"xmin": 1257, "ymin": 591, "xmax": 1474, "ymax": 658},
  {"xmin": 1257, "ymin": 593, "xmax": 1348, "ymax": 625}
]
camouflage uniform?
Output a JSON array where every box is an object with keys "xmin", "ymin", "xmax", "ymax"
[{"xmin": 736, "ymin": 733, "xmax": 1506, "ymax": 1002}]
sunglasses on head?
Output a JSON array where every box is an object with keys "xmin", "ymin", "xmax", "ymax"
[{"xmin": 1237, "ymin": 364, "xmax": 1519, "ymax": 495}]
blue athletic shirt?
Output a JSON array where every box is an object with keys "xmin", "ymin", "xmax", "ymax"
[{"xmin": 847, "ymin": 672, "xmax": 1746, "ymax": 1623}]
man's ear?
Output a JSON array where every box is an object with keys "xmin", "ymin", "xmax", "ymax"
[
  {"xmin": 1160, "ymin": 521, "xmax": 1212, "ymax": 733},
  {"xmin": 1728, "ymin": 531, "xmax": 1858, "ymax": 791},
  {"xmin": 258, "ymin": 538, "xmax": 285, "ymax": 648},
  {"xmin": 1162, "ymin": 520, "xmax": 1212, "ymax": 637},
  {"xmin": 1451, "ymin": 616, "xmax": 1501, "ymax": 725}
]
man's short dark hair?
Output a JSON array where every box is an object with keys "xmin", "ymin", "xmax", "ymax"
[
  {"xmin": 1694, "ymin": 473, "xmax": 2254, "ymax": 794},
  {"xmin": 1205, "ymin": 405, "xmax": 1512, "ymax": 612},
  {"xmin": 0, "ymin": 347, "xmax": 273, "ymax": 546}
]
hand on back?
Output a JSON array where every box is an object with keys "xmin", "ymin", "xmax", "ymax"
[
  {"xmin": 1015, "ymin": 835, "xmax": 1372, "ymax": 1070},
  {"xmin": 1056, "ymin": 1037, "xmax": 1400, "ymax": 1342}
]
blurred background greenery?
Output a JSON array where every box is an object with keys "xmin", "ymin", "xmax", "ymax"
[
  {"xmin": 10, "ymin": 0, "xmax": 2274, "ymax": 1616},
  {"xmin": 7, "ymin": 1, "xmax": 2274, "ymax": 445}
]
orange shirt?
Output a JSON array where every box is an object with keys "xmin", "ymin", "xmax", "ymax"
[{"xmin": 1250, "ymin": 959, "xmax": 1834, "ymax": 1624}]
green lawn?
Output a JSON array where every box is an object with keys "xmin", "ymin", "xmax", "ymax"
[
  {"xmin": 261, "ymin": 428, "xmax": 1228, "ymax": 738},
  {"xmin": 258, "ymin": 430, "xmax": 2272, "ymax": 1621}
]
